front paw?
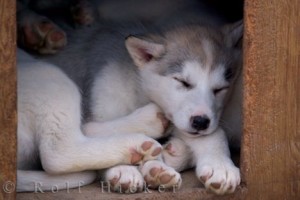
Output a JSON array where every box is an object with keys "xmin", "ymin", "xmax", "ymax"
[
  {"xmin": 162, "ymin": 137, "xmax": 192, "ymax": 172},
  {"xmin": 128, "ymin": 138, "xmax": 162, "ymax": 165},
  {"xmin": 140, "ymin": 160, "xmax": 182, "ymax": 189},
  {"xmin": 129, "ymin": 103, "xmax": 170, "ymax": 139},
  {"xmin": 105, "ymin": 165, "xmax": 144, "ymax": 193},
  {"xmin": 196, "ymin": 159, "xmax": 240, "ymax": 195}
]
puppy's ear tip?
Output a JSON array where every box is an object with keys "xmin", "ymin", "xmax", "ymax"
[
  {"xmin": 125, "ymin": 36, "xmax": 165, "ymax": 68},
  {"xmin": 223, "ymin": 19, "xmax": 244, "ymax": 48},
  {"xmin": 234, "ymin": 19, "xmax": 243, "ymax": 27}
]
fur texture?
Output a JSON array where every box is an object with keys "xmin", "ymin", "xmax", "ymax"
[{"xmin": 17, "ymin": 4, "xmax": 243, "ymax": 195}]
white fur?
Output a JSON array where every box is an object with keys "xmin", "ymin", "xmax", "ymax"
[
  {"xmin": 125, "ymin": 32, "xmax": 242, "ymax": 194},
  {"xmin": 140, "ymin": 59, "xmax": 241, "ymax": 194},
  {"xmin": 84, "ymin": 103, "xmax": 167, "ymax": 139},
  {"xmin": 17, "ymin": 50, "xmax": 165, "ymax": 192},
  {"xmin": 162, "ymin": 137, "xmax": 193, "ymax": 172},
  {"xmin": 171, "ymin": 128, "xmax": 240, "ymax": 195},
  {"xmin": 90, "ymin": 62, "xmax": 147, "ymax": 122},
  {"xmin": 17, "ymin": 21, "xmax": 242, "ymax": 195},
  {"xmin": 141, "ymin": 60, "xmax": 229, "ymax": 137}
]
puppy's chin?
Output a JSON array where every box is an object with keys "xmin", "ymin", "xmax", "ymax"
[{"xmin": 179, "ymin": 126, "xmax": 218, "ymax": 138}]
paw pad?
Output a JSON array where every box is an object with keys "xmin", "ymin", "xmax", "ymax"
[
  {"xmin": 105, "ymin": 165, "xmax": 144, "ymax": 193},
  {"xmin": 109, "ymin": 176, "xmax": 120, "ymax": 186},
  {"xmin": 151, "ymin": 147, "xmax": 162, "ymax": 157},
  {"xmin": 164, "ymin": 143, "xmax": 177, "ymax": 156},
  {"xmin": 19, "ymin": 17, "xmax": 66, "ymax": 54},
  {"xmin": 49, "ymin": 30, "xmax": 65, "ymax": 42},
  {"xmin": 159, "ymin": 174, "xmax": 174, "ymax": 184},
  {"xmin": 130, "ymin": 149, "xmax": 144, "ymax": 164},
  {"xmin": 149, "ymin": 167, "xmax": 161, "ymax": 177},
  {"xmin": 141, "ymin": 141, "xmax": 153, "ymax": 151},
  {"xmin": 141, "ymin": 160, "xmax": 182, "ymax": 189},
  {"xmin": 197, "ymin": 163, "xmax": 241, "ymax": 194},
  {"xmin": 210, "ymin": 182, "xmax": 222, "ymax": 189},
  {"xmin": 130, "ymin": 140, "xmax": 162, "ymax": 165},
  {"xmin": 200, "ymin": 175, "xmax": 211, "ymax": 183},
  {"xmin": 120, "ymin": 182, "xmax": 131, "ymax": 191},
  {"xmin": 156, "ymin": 112, "xmax": 169, "ymax": 131},
  {"xmin": 37, "ymin": 21, "xmax": 54, "ymax": 34}
]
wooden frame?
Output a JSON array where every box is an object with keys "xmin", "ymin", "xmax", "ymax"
[
  {"xmin": 241, "ymin": 0, "xmax": 300, "ymax": 199},
  {"xmin": 0, "ymin": 0, "xmax": 17, "ymax": 200},
  {"xmin": 0, "ymin": 0, "xmax": 299, "ymax": 199}
]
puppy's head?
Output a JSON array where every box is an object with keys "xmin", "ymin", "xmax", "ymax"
[{"xmin": 126, "ymin": 21, "xmax": 243, "ymax": 137}]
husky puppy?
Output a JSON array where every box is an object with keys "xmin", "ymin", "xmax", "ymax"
[
  {"xmin": 123, "ymin": 22, "xmax": 243, "ymax": 194},
  {"xmin": 17, "ymin": 18, "xmax": 243, "ymax": 194}
]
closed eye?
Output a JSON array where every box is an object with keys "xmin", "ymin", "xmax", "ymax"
[
  {"xmin": 174, "ymin": 77, "xmax": 192, "ymax": 89},
  {"xmin": 213, "ymin": 86, "xmax": 229, "ymax": 95}
]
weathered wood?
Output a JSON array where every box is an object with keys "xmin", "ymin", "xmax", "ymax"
[
  {"xmin": 241, "ymin": 0, "xmax": 300, "ymax": 199},
  {"xmin": 0, "ymin": 0, "xmax": 17, "ymax": 200}
]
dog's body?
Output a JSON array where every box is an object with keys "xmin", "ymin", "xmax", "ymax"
[
  {"xmin": 17, "ymin": 47, "xmax": 177, "ymax": 192},
  {"xmin": 17, "ymin": 13, "xmax": 243, "ymax": 194}
]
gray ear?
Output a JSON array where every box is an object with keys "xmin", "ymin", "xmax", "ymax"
[
  {"xmin": 222, "ymin": 20, "xmax": 243, "ymax": 48},
  {"xmin": 125, "ymin": 36, "xmax": 165, "ymax": 68}
]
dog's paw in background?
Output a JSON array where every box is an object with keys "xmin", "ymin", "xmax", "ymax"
[
  {"xmin": 17, "ymin": 10, "xmax": 67, "ymax": 54},
  {"xmin": 17, "ymin": 1, "xmax": 67, "ymax": 54},
  {"xmin": 196, "ymin": 159, "xmax": 240, "ymax": 195},
  {"xmin": 71, "ymin": 0, "xmax": 96, "ymax": 26},
  {"xmin": 17, "ymin": 0, "xmax": 97, "ymax": 54}
]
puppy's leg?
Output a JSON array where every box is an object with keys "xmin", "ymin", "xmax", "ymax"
[
  {"xmin": 17, "ymin": 1, "xmax": 66, "ymax": 54},
  {"xmin": 83, "ymin": 103, "xmax": 169, "ymax": 139},
  {"xmin": 162, "ymin": 137, "xmax": 194, "ymax": 172},
  {"xmin": 19, "ymin": 62, "xmax": 162, "ymax": 175},
  {"xmin": 184, "ymin": 128, "xmax": 240, "ymax": 195},
  {"xmin": 40, "ymin": 133, "xmax": 163, "ymax": 174}
]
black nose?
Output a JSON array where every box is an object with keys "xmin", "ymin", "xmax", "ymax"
[{"xmin": 191, "ymin": 115, "xmax": 210, "ymax": 131}]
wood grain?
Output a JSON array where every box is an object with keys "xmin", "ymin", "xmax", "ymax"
[
  {"xmin": 0, "ymin": 0, "xmax": 17, "ymax": 200},
  {"xmin": 241, "ymin": 0, "xmax": 300, "ymax": 199}
]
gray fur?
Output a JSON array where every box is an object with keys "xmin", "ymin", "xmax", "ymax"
[
  {"xmin": 37, "ymin": 23, "xmax": 146, "ymax": 119},
  {"xmin": 36, "ymin": 21, "xmax": 242, "ymax": 123}
]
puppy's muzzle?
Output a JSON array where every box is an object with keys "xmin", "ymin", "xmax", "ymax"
[{"xmin": 190, "ymin": 115, "xmax": 210, "ymax": 131}]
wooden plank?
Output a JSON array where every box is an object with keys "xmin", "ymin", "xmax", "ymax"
[
  {"xmin": 241, "ymin": 0, "xmax": 300, "ymax": 199},
  {"xmin": 0, "ymin": 0, "xmax": 17, "ymax": 200}
]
